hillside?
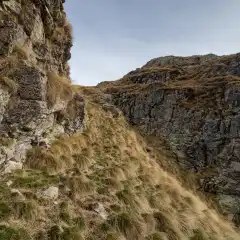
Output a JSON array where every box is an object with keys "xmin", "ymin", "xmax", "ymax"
[
  {"xmin": 100, "ymin": 53, "xmax": 240, "ymax": 224},
  {"xmin": 0, "ymin": 0, "xmax": 240, "ymax": 239},
  {"xmin": 0, "ymin": 93, "xmax": 239, "ymax": 239}
]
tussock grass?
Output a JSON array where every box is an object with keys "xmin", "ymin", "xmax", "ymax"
[
  {"xmin": 13, "ymin": 44, "xmax": 30, "ymax": 60},
  {"xmin": 8, "ymin": 96, "xmax": 240, "ymax": 239},
  {"xmin": 26, "ymin": 147, "xmax": 60, "ymax": 174},
  {"xmin": 0, "ymin": 225, "xmax": 31, "ymax": 240},
  {"xmin": 13, "ymin": 200, "xmax": 37, "ymax": 221},
  {"xmin": 146, "ymin": 232, "xmax": 168, "ymax": 240},
  {"xmin": 107, "ymin": 212, "xmax": 145, "ymax": 240},
  {"xmin": 63, "ymin": 19, "xmax": 73, "ymax": 39},
  {"xmin": 0, "ymin": 77, "xmax": 18, "ymax": 94},
  {"xmin": 51, "ymin": 19, "xmax": 73, "ymax": 44},
  {"xmin": 46, "ymin": 71, "xmax": 73, "ymax": 106},
  {"xmin": 0, "ymin": 202, "xmax": 11, "ymax": 220},
  {"xmin": 73, "ymin": 153, "xmax": 93, "ymax": 170},
  {"xmin": 0, "ymin": 55, "xmax": 18, "ymax": 77},
  {"xmin": 68, "ymin": 176, "xmax": 95, "ymax": 199},
  {"xmin": 0, "ymin": 44, "xmax": 30, "ymax": 77},
  {"xmin": 105, "ymin": 231, "xmax": 124, "ymax": 240}
]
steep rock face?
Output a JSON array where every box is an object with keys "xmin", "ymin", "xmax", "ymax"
[
  {"xmin": 102, "ymin": 53, "xmax": 240, "ymax": 219},
  {"xmin": 0, "ymin": 0, "xmax": 84, "ymax": 171}
]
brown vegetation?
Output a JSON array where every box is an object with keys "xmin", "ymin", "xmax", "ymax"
[
  {"xmin": 6, "ymin": 98, "xmax": 237, "ymax": 239},
  {"xmin": 46, "ymin": 71, "xmax": 73, "ymax": 106}
]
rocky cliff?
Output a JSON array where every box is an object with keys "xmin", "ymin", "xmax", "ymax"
[
  {"xmin": 0, "ymin": 0, "xmax": 84, "ymax": 173},
  {"xmin": 101, "ymin": 53, "xmax": 240, "ymax": 221}
]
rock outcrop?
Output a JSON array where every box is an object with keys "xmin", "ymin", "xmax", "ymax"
[
  {"xmin": 102, "ymin": 53, "xmax": 240, "ymax": 220},
  {"xmin": 0, "ymin": 0, "xmax": 84, "ymax": 172}
]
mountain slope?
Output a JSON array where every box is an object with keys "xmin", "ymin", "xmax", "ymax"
[
  {"xmin": 0, "ymin": 96, "xmax": 239, "ymax": 239},
  {"xmin": 99, "ymin": 53, "xmax": 240, "ymax": 224}
]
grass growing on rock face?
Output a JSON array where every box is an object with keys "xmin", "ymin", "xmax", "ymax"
[
  {"xmin": 0, "ymin": 44, "xmax": 30, "ymax": 77},
  {"xmin": 46, "ymin": 71, "xmax": 73, "ymax": 107},
  {"xmin": 12, "ymin": 44, "xmax": 30, "ymax": 60},
  {"xmin": 6, "ymin": 97, "xmax": 240, "ymax": 239},
  {"xmin": 0, "ymin": 77, "xmax": 18, "ymax": 94},
  {"xmin": 51, "ymin": 18, "xmax": 73, "ymax": 44}
]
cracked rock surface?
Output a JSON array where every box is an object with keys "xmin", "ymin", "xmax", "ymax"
[{"xmin": 0, "ymin": 0, "xmax": 84, "ymax": 172}]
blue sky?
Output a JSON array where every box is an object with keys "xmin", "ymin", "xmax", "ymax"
[{"xmin": 64, "ymin": 0, "xmax": 240, "ymax": 86}]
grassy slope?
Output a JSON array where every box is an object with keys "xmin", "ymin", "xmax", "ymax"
[{"xmin": 0, "ymin": 90, "xmax": 239, "ymax": 240}]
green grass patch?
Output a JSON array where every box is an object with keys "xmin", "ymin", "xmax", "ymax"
[
  {"xmin": 11, "ymin": 170, "xmax": 59, "ymax": 189},
  {"xmin": 0, "ymin": 225, "xmax": 31, "ymax": 240},
  {"xmin": 0, "ymin": 202, "xmax": 11, "ymax": 220}
]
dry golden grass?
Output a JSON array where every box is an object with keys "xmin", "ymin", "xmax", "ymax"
[
  {"xmin": 63, "ymin": 19, "xmax": 73, "ymax": 39},
  {"xmin": 52, "ymin": 27, "xmax": 67, "ymax": 43},
  {"xmin": 0, "ymin": 55, "xmax": 18, "ymax": 77},
  {"xmin": 46, "ymin": 71, "xmax": 73, "ymax": 106},
  {"xmin": 2, "ymin": 97, "xmax": 240, "ymax": 239},
  {"xmin": 12, "ymin": 44, "xmax": 30, "ymax": 60},
  {"xmin": 0, "ymin": 44, "xmax": 30, "ymax": 78},
  {"xmin": 51, "ymin": 18, "xmax": 73, "ymax": 43},
  {"xmin": 0, "ymin": 77, "xmax": 18, "ymax": 94}
]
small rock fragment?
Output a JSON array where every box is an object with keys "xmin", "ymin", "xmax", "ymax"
[{"xmin": 42, "ymin": 186, "xmax": 59, "ymax": 200}]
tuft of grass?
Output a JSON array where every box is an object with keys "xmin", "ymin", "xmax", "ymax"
[
  {"xmin": 61, "ymin": 227, "xmax": 83, "ymax": 240},
  {"xmin": 146, "ymin": 232, "xmax": 168, "ymax": 240},
  {"xmin": 73, "ymin": 154, "xmax": 92, "ymax": 170},
  {"xmin": 153, "ymin": 211, "xmax": 180, "ymax": 240},
  {"xmin": 68, "ymin": 176, "xmax": 95, "ymax": 199},
  {"xmin": 51, "ymin": 18, "xmax": 73, "ymax": 44},
  {"xmin": 116, "ymin": 188, "xmax": 141, "ymax": 211},
  {"xmin": 189, "ymin": 229, "xmax": 216, "ymax": 240},
  {"xmin": 46, "ymin": 71, "xmax": 73, "ymax": 107},
  {"xmin": 0, "ymin": 77, "xmax": 18, "ymax": 94},
  {"xmin": 47, "ymin": 225, "xmax": 62, "ymax": 240},
  {"xmin": 105, "ymin": 231, "xmax": 124, "ymax": 240},
  {"xmin": 63, "ymin": 20, "xmax": 73, "ymax": 39},
  {"xmin": 52, "ymin": 27, "xmax": 67, "ymax": 43},
  {"xmin": 0, "ymin": 225, "xmax": 31, "ymax": 240},
  {"xmin": 26, "ymin": 147, "xmax": 60, "ymax": 174},
  {"xmin": 13, "ymin": 200, "xmax": 37, "ymax": 220},
  {"xmin": 73, "ymin": 216, "xmax": 86, "ymax": 230},
  {"xmin": 107, "ymin": 212, "xmax": 144, "ymax": 239},
  {"xmin": 0, "ymin": 55, "xmax": 18, "ymax": 76},
  {"xmin": 0, "ymin": 202, "xmax": 11, "ymax": 220},
  {"xmin": 12, "ymin": 44, "xmax": 30, "ymax": 60}
]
